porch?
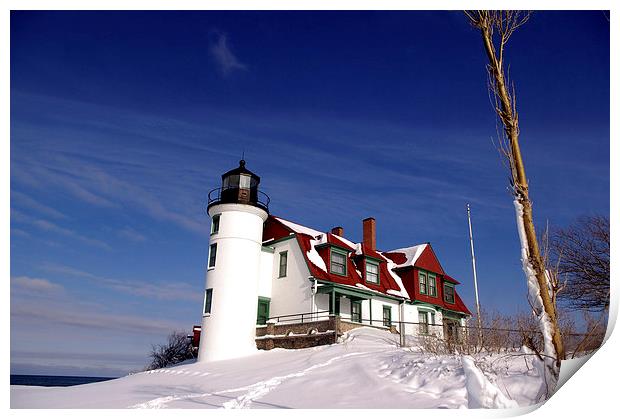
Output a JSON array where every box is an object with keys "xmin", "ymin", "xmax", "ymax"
[{"xmin": 255, "ymin": 311, "xmax": 397, "ymax": 350}]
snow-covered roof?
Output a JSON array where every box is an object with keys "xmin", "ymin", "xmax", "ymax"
[
  {"xmin": 332, "ymin": 233, "xmax": 357, "ymax": 250},
  {"xmin": 387, "ymin": 244, "xmax": 428, "ymax": 268},
  {"xmin": 307, "ymin": 236, "xmax": 328, "ymax": 272},
  {"xmin": 265, "ymin": 216, "xmax": 468, "ymax": 315},
  {"xmin": 378, "ymin": 251, "xmax": 410, "ymax": 299},
  {"xmin": 274, "ymin": 216, "xmax": 323, "ymax": 238}
]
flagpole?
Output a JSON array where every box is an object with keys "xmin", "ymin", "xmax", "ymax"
[{"xmin": 467, "ymin": 203, "xmax": 483, "ymax": 348}]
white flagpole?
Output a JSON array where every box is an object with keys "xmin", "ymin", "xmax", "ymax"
[{"xmin": 467, "ymin": 203, "xmax": 483, "ymax": 347}]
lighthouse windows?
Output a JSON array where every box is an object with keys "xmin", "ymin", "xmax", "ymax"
[
  {"xmin": 208, "ymin": 243, "xmax": 218, "ymax": 268},
  {"xmin": 210, "ymin": 214, "xmax": 220, "ymax": 235},
  {"xmin": 239, "ymin": 174, "xmax": 251, "ymax": 189},
  {"xmin": 204, "ymin": 288, "xmax": 213, "ymax": 314}
]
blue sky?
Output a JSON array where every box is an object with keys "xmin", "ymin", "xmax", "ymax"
[{"xmin": 10, "ymin": 11, "xmax": 609, "ymax": 377}]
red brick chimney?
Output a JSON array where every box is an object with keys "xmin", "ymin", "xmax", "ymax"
[
  {"xmin": 331, "ymin": 226, "xmax": 344, "ymax": 236},
  {"xmin": 363, "ymin": 217, "xmax": 376, "ymax": 250}
]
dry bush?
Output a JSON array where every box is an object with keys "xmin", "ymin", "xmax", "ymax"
[{"xmin": 145, "ymin": 330, "xmax": 196, "ymax": 371}]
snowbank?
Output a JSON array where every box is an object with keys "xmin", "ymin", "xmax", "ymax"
[
  {"xmin": 462, "ymin": 356, "xmax": 518, "ymax": 408},
  {"xmin": 11, "ymin": 328, "xmax": 542, "ymax": 409}
]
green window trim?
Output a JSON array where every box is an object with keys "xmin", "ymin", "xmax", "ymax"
[
  {"xmin": 204, "ymin": 288, "xmax": 213, "ymax": 314},
  {"xmin": 278, "ymin": 251, "xmax": 288, "ymax": 278},
  {"xmin": 365, "ymin": 259, "xmax": 380, "ymax": 285},
  {"xmin": 418, "ymin": 270, "xmax": 428, "ymax": 295},
  {"xmin": 316, "ymin": 280, "xmax": 404, "ymax": 302},
  {"xmin": 418, "ymin": 310, "xmax": 436, "ymax": 335},
  {"xmin": 428, "ymin": 273, "xmax": 437, "ymax": 297},
  {"xmin": 418, "ymin": 311, "xmax": 429, "ymax": 334},
  {"xmin": 210, "ymin": 214, "xmax": 220, "ymax": 235},
  {"xmin": 418, "ymin": 309, "xmax": 436, "ymax": 335},
  {"xmin": 256, "ymin": 297, "xmax": 271, "ymax": 325},
  {"xmin": 443, "ymin": 283, "xmax": 455, "ymax": 304},
  {"xmin": 351, "ymin": 300, "xmax": 362, "ymax": 323},
  {"xmin": 382, "ymin": 305, "xmax": 392, "ymax": 327},
  {"xmin": 330, "ymin": 247, "xmax": 348, "ymax": 276},
  {"xmin": 208, "ymin": 243, "xmax": 217, "ymax": 268}
]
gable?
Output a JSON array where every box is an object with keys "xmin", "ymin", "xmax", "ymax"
[
  {"xmin": 414, "ymin": 245, "xmax": 445, "ymax": 275},
  {"xmin": 263, "ymin": 216, "xmax": 296, "ymax": 243}
]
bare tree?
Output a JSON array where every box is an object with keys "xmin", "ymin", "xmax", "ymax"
[
  {"xmin": 464, "ymin": 10, "xmax": 564, "ymax": 394},
  {"xmin": 145, "ymin": 331, "xmax": 196, "ymax": 371},
  {"xmin": 551, "ymin": 215, "xmax": 610, "ymax": 313}
]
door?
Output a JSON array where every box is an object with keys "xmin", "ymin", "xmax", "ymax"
[
  {"xmin": 256, "ymin": 298, "xmax": 270, "ymax": 325},
  {"xmin": 443, "ymin": 318, "xmax": 460, "ymax": 342},
  {"xmin": 351, "ymin": 301, "xmax": 362, "ymax": 323},
  {"xmin": 382, "ymin": 306, "xmax": 392, "ymax": 327}
]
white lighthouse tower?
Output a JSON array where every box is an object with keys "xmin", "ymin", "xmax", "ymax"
[{"xmin": 197, "ymin": 160, "xmax": 269, "ymax": 362}]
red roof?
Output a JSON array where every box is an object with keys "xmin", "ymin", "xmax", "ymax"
[
  {"xmin": 263, "ymin": 215, "xmax": 471, "ymax": 316},
  {"xmin": 452, "ymin": 293, "xmax": 472, "ymax": 316}
]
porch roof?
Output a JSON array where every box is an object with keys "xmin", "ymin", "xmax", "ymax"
[{"xmin": 316, "ymin": 281, "xmax": 404, "ymax": 302}]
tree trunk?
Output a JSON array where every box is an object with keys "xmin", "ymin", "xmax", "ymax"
[{"xmin": 476, "ymin": 13, "xmax": 565, "ymax": 366}]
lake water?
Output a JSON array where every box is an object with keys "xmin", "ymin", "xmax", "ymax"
[{"xmin": 10, "ymin": 374, "xmax": 117, "ymax": 387}]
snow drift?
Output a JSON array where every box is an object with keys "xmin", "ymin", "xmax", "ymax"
[{"xmin": 11, "ymin": 327, "xmax": 544, "ymax": 409}]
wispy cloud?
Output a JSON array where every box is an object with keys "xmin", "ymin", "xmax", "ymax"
[
  {"xmin": 209, "ymin": 32, "xmax": 246, "ymax": 76},
  {"xmin": 10, "ymin": 91, "xmax": 508, "ymax": 243},
  {"xmin": 12, "ymin": 276, "xmax": 63, "ymax": 293},
  {"xmin": 10, "ymin": 272, "xmax": 191, "ymax": 376},
  {"xmin": 11, "ymin": 303, "xmax": 185, "ymax": 335},
  {"xmin": 11, "ymin": 209, "xmax": 111, "ymax": 250},
  {"xmin": 42, "ymin": 263, "xmax": 202, "ymax": 303},
  {"xmin": 11, "ymin": 190, "xmax": 68, "ymax": 219},
  {"xmin": 117, "ymin": 226, "xmax": 147, "ymax": 242}
]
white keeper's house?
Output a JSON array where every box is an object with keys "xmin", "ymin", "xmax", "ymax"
[{"xmin": 197, "ymin": 160, "xmax": 471, "ymax": 362}]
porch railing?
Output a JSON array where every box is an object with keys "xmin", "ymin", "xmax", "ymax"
[
  {"xmin": 266, "ymin": 310, "xmax": 331, "ymax": 324},
  {"xmin": 263, "ymin": 312, "xmax": 604, "ymax": 356}
]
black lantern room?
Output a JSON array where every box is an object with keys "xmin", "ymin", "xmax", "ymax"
[{"xmin": 207, "ymin": 160, "xmax": 269, "ymax": 212}]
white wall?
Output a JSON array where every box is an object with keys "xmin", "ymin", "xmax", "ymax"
[
  {"xmin": 258, "ymin": 248, "xmax": 273, "ymax": 299},
  {"xmin": 311, "ymin": 288, "xmax": 400, "ymax": 327},
  {"xmin": 198, "ymin": 203, "xmax": 268, "ymax": 363},
  {"xmin": 401, "ymin": 304, "xmax": 444, "ymax": 337},
  {"xmin": 359, "ymin": 297, "xmax": 400, "ymax": 328},
  {"xmin": 268, "ymin": 237, "xmax": 314, "ymax": 318}
]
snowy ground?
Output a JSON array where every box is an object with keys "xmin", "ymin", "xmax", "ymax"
[{"xmin": 11, "ymin": 327, "xmax": 543, "ymax": 409}]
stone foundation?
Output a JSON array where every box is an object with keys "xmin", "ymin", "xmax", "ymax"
[{"xmin": 255, "ymin": 316, "xmax": 397, "ymax": 351}]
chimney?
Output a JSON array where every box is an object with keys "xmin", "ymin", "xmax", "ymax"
[
  {"xmin": 331, "ymin": 226, "xmax": 344, "ymax": 236},
  {"xmin": 362, "ymin": 217, "xmax": 376, "ymax": 250}
]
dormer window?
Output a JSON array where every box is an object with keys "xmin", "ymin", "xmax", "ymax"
[
  {"xmin": 365, "ymin": 259, "xmax": 379, "ymax": 284},
  {"xmin": 428, "ymin": 273, "xmax": 437, "ymax": 297},
  {"xmin": 419, "ymin": 270, "xmax": 437, "ymax": 296},
  {"xmin": 444, "ymin": 283, "xmax": 455, "ymax": 304},
  {"xmin": 419, "ymin": 271, "xmax": 428, "ymax": 294},
  {"xmin": 330, "ymin": 248, "xmax": 347, "ymax": 276}
]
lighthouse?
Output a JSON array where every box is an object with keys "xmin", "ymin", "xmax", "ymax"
[{"xmin": 197, "ymin": 160, "xmax": 269, "ymax": 362}]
